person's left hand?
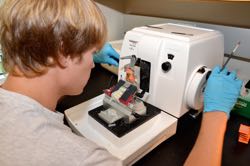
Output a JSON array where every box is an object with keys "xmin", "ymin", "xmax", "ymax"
[{"xmin": 93, "ymin": 43, "xmax": 120, "ymax": 67}]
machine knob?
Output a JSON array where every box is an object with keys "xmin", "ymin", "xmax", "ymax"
[{"xmin": 161, "ymin": 61, "xmax": 171, "ymax": 72}]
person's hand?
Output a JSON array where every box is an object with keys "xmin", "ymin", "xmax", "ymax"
[
  {"xmin": 204, "ymin": 66, "xmax": 243, "ymax": 117},
  {"xmin": 93, "ymin": 43, "xmax": 120, "ymax": 67}
]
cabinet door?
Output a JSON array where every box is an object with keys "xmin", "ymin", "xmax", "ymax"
[{"xmin": 96, "ymin": 0, "xmax": 250, "ymax": 28}]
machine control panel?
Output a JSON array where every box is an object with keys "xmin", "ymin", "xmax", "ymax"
[{"xmin": 161, "ymin": 61, "xmax": 172, "ymax": 72}]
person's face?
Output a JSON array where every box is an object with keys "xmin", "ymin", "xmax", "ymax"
[{"xmin": 61, "ymin": 47, "xmax": 96, "ymax": 95}]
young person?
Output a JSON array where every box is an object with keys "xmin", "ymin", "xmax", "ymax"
[
  {"xmin": 0, "ymin": 0, "xmax": 121, "ymax": 165},
  {"xmin": 0, "ymin": 0, "xmax": 242, "ymax": 166}
]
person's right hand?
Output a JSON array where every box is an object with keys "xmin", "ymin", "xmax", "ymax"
[{"xmin": 204, "ymin": 66, "xmax": 243, "ymax": 117}]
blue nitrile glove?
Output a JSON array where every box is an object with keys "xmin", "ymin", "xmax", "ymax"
[
  {"xmin": 204, "ymin": 66, "xmax": 243, "ymax": 117},
  {"xmin": 93, "ymin": 43, "xmax": 120, "ymax": 67}
]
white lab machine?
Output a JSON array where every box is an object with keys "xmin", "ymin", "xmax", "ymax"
[{"xmin": 65, "ymin": 23, "xmax": 224, "ymax": 165}]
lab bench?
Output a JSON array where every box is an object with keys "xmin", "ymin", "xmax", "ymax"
[{"xmin": 56, "ymin": 64, "xmax": 250, "ymax": 166}]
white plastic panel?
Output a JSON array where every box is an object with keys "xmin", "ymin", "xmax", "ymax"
[{"xmin": 65, "ymin": 94, "xmax": 177, "ymax": 166}]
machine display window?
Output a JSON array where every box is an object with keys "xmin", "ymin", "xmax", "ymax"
[{"xmin": 137, "ymin": 59, "xmax": 151, "ymax": 93}]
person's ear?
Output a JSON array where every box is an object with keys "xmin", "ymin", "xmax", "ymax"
[
  {"xmin": 57, "ymin": 41, "xmax": 71, "ymax": 68},
  {"xmin": 57, "ymin": 54, "xmax": 71, "ymax": 68}
]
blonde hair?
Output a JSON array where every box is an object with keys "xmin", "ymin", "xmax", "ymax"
[{"xmin": 0, "ymin": 0, "xmax": 107, "ymax": 77}]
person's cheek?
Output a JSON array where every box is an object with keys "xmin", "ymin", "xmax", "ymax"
[
  {"xmin": 89, "ymin": 54, "xmax": 95, "ymax": 68},
  {"xmin": 91, "ymin": 61, "xmax": 95, "ymax": 69},
  {"xmin": 84, "ymin": 55, "xmax": 94, "ymax": 70}
]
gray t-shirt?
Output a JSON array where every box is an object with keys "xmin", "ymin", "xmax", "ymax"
[{"xmin": 0, "ymin": 88, "xmax": 122, "ymax": 166}]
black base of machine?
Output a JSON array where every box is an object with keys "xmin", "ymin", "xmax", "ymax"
[{"xmin": 88, "ymin": 102, "xmax": 161, "ymax": 138}]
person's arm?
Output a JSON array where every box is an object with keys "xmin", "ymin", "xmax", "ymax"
[
  {"xmin": 185, "ymin": 66, "xmax": 242, "ymax": 166},
  {"xmin": 185, "ymin": 112, "xmax": 227, "ymax": 166}
]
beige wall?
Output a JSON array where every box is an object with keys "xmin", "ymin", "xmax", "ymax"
[
  {"xmin": 95, "ymin": 0, "xmax": 250, "ymax": 28},
  {"xmin": 0, "ymin": 0, "xmax": 4, "ymax": 5},
  {"xmin": 97, "ymin": 3, "xmax": 125, "ymax": 41}
]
